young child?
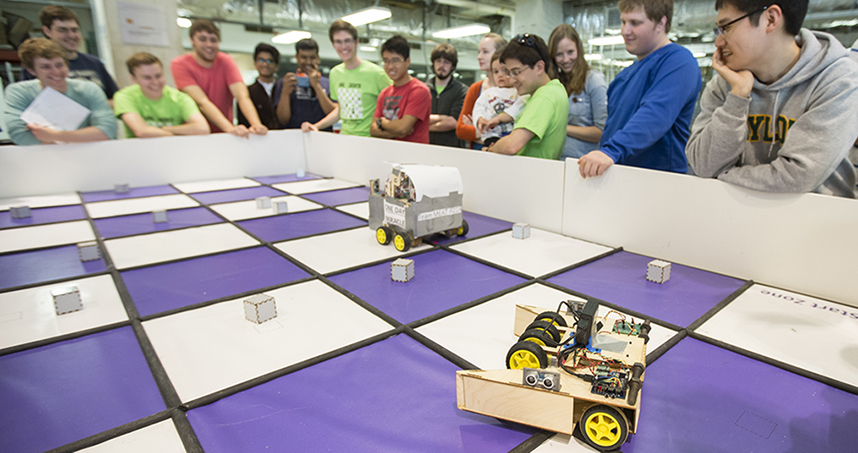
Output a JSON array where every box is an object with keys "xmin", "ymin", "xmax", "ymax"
[{"xmin": 474, "ymin": 50, "xmax": 528, "ymax": 147}]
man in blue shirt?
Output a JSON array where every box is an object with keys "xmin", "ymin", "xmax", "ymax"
[
  {"xmin": 276, "ymin": 38, "xmax": 336, "ymax": 130},
  {"xmin": 578, "ymin": 0, "xmax": 701, "ymax": 178}
]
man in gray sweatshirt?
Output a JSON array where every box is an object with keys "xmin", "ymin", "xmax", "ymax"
[{"xmin": 687, "ymin": 0, "xmax": 858, "ymax": 198}]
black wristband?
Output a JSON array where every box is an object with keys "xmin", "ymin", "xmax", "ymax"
[{"xmin": 377, "ymin": 118, "xmax": 385, "ymax": 131}]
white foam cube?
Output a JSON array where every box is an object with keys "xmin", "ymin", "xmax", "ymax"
[
  {"xmin": 244, "ymin": 293, "xmax": 277, "ymax": 324},
  {"xmin": 152, "ymin": 210, "xmax": 168, "ymax": 223},
  {"xmin": 256, "ymin": 196, "xmax": 271, "ymax": 209},
  {"xmin": 114, "ymin": 183, "xmax": 130, "ymax": 194},
  {"xmin": 10, "ymin": 205, "xmax": 31, "ymax": 219},
  {"xmin": 391, "ymin": 258, "xmax": 415, "ymax": 282},
  {"xmin": 296, "ymin": 169, "xmax": 305, "ymax": 178},
  {"xmin": 273, "ymin": 201, "xmax": 289, "ymax": 214},
  {"xmin": 77, "ymin": 241, "xmax": 101, "ymax": 262},
  {"xmin": 647, "ymin": 260, "xmax": 672, "ymax": 284},
  {"xmin": 512, "ymin": 223, "xmax": 531, "ymax": 239},
  {"xmin": 51, "ymin": 286, "xmax": 82, "ymax": 315}
]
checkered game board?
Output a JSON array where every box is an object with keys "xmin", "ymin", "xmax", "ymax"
[{"xmin": 1, "ymin": 172, "xmax": 856, "ymax": 453}]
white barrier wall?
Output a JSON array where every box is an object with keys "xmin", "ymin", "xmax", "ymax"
[
  {"xmin": 305, "ymin": 132, "xmax": 567, "ymax": 233},
  {"xmin": 563, "ymin": 161, "xmax": 858, "ymax": 308},
  {"xmin": 0, "ymin": 130, "xmax": 305, "ymax": 198}
]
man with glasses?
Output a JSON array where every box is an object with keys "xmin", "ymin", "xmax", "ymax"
[
  {"xmin": 301, "ymin": 20, "xmax": 391, "ymax": 136},
  {"xmin": 578, "ymin": 0, "xmax": 701, "ymax": 178},
  {"xmin": 370, "ymin": 35, "xmax": 431, "ymax": 143},
  {"xmin": 238, "ymin": 43, "xmax": 282, "ymax": 130},
  {"xmin": 23, "ymin": 6, "xmax": 119, "ymax": 104},
  {"xmin": 171, "ymin": 19, "xmax": 267, "ymax": 138},
  {"xmin": 484, "ymin": 34, "xmax": 568, "ymax": 159},
  {"xmin": 276, "ymin": 38, "xmax": 336, "ymax": 130},
  {"xmin": 687, "ymin": 0, "xmax": 858, "ymax": 198}
]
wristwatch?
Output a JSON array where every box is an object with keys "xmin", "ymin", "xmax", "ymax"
[{"xmin": 377, "ymin": 118, "xmax": 385, "ymax": 131}]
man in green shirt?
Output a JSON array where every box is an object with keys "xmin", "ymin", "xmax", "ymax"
[
  {"xmin": 114, "ymin": 52, "xmax": 209, "ymax": 138},
  {"xmin": 486, "ymin": 34, "xmax": 568, "ymax": 159},
  {"xmin": 301, "ymin": 20, "xmax": 391, "ymax": 136}
]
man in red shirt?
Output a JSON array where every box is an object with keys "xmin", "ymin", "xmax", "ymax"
[
  {"xmin": 370, "ymin": 35, "xmax": 431, "ymax": 144},
  {"xmin": 170, "ymin": 19, "xmax": 267, "ymax": 138}
]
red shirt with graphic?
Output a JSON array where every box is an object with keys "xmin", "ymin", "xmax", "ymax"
[{"xmin": 374, "ymin": 77, "xmax": 431, "ymax": 144}]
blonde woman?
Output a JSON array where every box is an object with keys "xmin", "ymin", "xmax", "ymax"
[{"xmin": 456, "ymin": 33, "xmax": 507, "ymax": 149}]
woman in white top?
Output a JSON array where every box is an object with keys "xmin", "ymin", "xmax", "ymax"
[{"xmin": 548, "ymin": 24, "xmax": 608, "ymax": 160}]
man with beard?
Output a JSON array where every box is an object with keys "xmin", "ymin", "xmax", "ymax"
[
  {"xmin": 238, "ymin": 43, "xmax": 282, "ymax": 130},
  {"xmin": 171, "ymin": 19, "xmax": 267, "ymax": 138},
  {"xmin": 426, "ymin": 44, "xmax": 468, "ymax": 147}
]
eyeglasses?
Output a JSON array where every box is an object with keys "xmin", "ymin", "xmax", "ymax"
[
  {"xmin": 256, "ymin": 58, "xmax": 276, "ymax": 64},
  {"xmin": 382, "ymin": 58, "xmax": 404, "ymax": 65},
  {"xmin": 714, "ymin": 6, "xmax": 768, "ymax": 37},
  {"xmin": 503, "ymin": 65, "xmax": 530, "ymax": 78},
  {"xmin": 513, "ymin": 33, "xmax": 548, "ymax": 63}
]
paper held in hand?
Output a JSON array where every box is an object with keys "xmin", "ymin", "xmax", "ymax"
[{"xmin": 20, "ymin": 87, "xmax": 91, "ymax": 131}]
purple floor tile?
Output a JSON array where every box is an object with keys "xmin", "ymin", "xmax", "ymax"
[
  {"xmin": 190, "ymin": 186, "xmax": 287, "ymax": 205},
  {"xmin": 250, "ymin": 173, "xmax": 324, "ymax": 184},
  {"xmin": 0, "ymin": 327, "xmax": 165, "ymax": 453},
  {"xmin": 0, "ymin": 205, "xmax": 86, "ymax": 229},
  {"xmin": 81, "ymin": 185, "xmax": 178, "ymax": 202},
  {"xmin": 93, "ymin": 207, "xmax": 222, "ymax": 239},
  {"xmin": 429, "ymin": 211, "xmax": 514, "ymax": 246},
  {"xmin": 329, "ymin": 249, "xmax": 526, "ymax": 324},
  {"xmin": 547, "ymin": 252, "xmax": 744, "ymax": 327},
  {"xmin": 188, "ymin": 334, "xmax": 534, "ymax": 453},
  {"xmin": 301, "ymin": 186, "xmax": 370, "ymax": 206},
  {"xmin": 122, "ymin": 247, "xmax": 309, "ymax": 316},
  {"xmin": 238, "ymin": 208, "xmax": 366, "ymax": 243},
  {"xmin": 624, "ymin": 338, "xmax": 858, "ymax": 452},
  {"xmin": 0, "ymin": 245, "xmax": 108, "ymax": 291}
]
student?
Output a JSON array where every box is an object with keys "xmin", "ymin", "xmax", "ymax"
[
  {"xmin": 473, "ymin": 50, "xmax": 529, "ymax": 147},
  {"xmin": 686, "ymin": 0, "xmax": 858, "ymax": 198},
  {"xmin": 113, "ymin": 52, "xmax": 209, "ymax": 138},
  {"xmin": 22, "ymin": 6, "xmax": 119, "ymax": 103},
  {"xmin": 302, "ymin": 20, "xmax": 391, "ymax": 136},
  {"xmin": 484, "ymin": 34, "xmax": 568, "ymax": 159},
  {"xmin": 237, "ymin": 43, "xmax": 282, "ymax": 130},
  {"xmin": 548, "ymin": 24, "xmax": 608, "ymax": 160},
  {"xmin": 578, "ymin": 0, "xmax": 701, "ymax": 178},
  {"xmin": 370, "ymin": 35, "xmax": 431, "ymax": 144},
  {"xmin": 276, "ymin": 38, "xmax": 336, "ymax": 130},
  {"xmin": 457, "ymin": 33, "xmax": 507, "ymax": 148},
  {"xmin": 171, "ymin": 19, "xmax": 267, "ymax": 138},
  {"xmin": 4, "ymin": 38, "xmax": 116, "ymax": 146},
  {"xmin": 426, "ymin": 44, "xmax": 468, "ymax": 147}
]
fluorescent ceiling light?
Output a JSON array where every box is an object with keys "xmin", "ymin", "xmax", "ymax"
[
  {"xmin": 342, "ymin": 7, "xmax": 392, "ymax": 27},
  {"xmin": 359, "ymin": 46, "xmax": 377, "ymax": 52},
  {"xmin": 588, "ymin": 35, "xmax": 625, "ymax": 46},
  {"xmin": 272, "ymin": 30, "xmax": 312, "ymax": 44},
  {"xmin": 432, "ymin": 24, "xmax": 490, "ymax": 39},
  {"xmin": 584, "ymin": 54, "xmax": 602, "ymax": 61},
  {"xmin": 177, "ymin": 17, "xmax": 192, "ymax": 28},
  {"xmin": 692, "ymin": 52, "xmax": 707, "ymax": 58}
]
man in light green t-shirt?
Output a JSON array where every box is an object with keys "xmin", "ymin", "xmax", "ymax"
[
  {"xmin": 301, "ymin": 20, "xmax": 391, "ymax": 136},
  {"xmin": 485, "ymin": 34, "xmax": 568, "ymax": 160},
  {"xmin": 114, "ymin": 52, "xmax": 209, "ymax": 138}
]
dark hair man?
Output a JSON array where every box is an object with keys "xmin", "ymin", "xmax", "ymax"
[
  {"xmin": 170, "ymin": 19, "xmax": 267, "ymax": 138},
  {"xmin": 237, "ymin": 43, "xmax": 282, "ymax": 130},
  {"xmin": 426, "ymin": 44, "xmax": 468, "ymax": 147},
  {"xmin": 114, "ymin": 52, "xmax": 210, "ymax": 138},
  {"xmin": 687, "ymin": 0, "xmax": 858, "ymax": 198},
  {"xmin": 485, "ymin": 34, "xmax": 568, "ymax": 159},
  {"xmin": 21, "ymin": 6, "xmax": 119, "ymax": 104},
  {"xmin": 577, "ymin": 0, "xmax": 702, "ymax": 178},
  {"xmin": 276, "ymin": 38, "xmax": 336, "ymax": 130},
  {"xmin": 301, "ymin": 20, "xmax": 391, "ymax": 136},
  {"xmin": 370, "ymin": 35, "xmax": 431, "ymax": 143}
]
